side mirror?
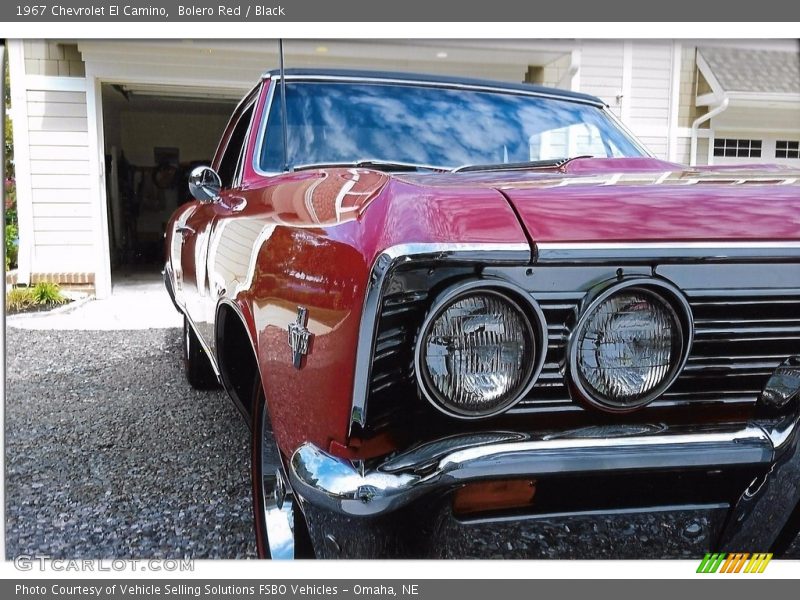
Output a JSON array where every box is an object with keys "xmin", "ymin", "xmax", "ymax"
[{"xmin": 188, "ymin": 166, "xmax": 222, "ymax": 203}]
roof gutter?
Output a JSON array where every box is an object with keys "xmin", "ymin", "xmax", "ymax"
[{"xmin": 690, "ymin": 95, "xmax": 729, "ymax": 167}]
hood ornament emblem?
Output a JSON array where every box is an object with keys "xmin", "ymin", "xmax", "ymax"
[{"xmin": 288, "ymin": 307, "xmax": 313, "ymax": 369}]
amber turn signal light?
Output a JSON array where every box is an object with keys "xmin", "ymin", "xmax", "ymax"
[{"xmin": 452, "ymin": 479, "xmax": 536, "ymax": 516}]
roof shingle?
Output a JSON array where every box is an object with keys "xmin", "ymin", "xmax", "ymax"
[{"xmin": 698, "ymin": 46, "xmax": 800, "ymax": 95}]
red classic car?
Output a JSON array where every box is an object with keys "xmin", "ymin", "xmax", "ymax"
[{"xmin": 164, "ymin": 69, "xmax": 800, "ymax": 559}]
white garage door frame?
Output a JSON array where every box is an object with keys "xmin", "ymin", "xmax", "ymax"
[
  {"xmin": 82, "ymin": 59, "xmax": 253, "ymax": 298},
  {"xmin": 77, "ymin": 38, "xmax": 587, "ymax": 297}
]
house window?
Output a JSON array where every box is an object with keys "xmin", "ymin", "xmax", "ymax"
[
  {"xmin": 776, "ymin": 140, "xmax": 800, "ymax": 159},
  {"xmin": 713, "ymin": 138, "xmax": 762, "ymax": 158}
]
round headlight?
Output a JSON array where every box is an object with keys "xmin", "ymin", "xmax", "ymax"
[
  {"xmin": 415, "ymin": 286, "xmax": 543, "ymax": 419},
  {"xmin": 568, "ymin": 281, "xmax": 692, "ymax": 411}
]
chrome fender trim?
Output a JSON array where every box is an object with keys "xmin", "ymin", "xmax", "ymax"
[{"xmin": 348, "ymin": 242, "xmax": 532, "ymax": 433}]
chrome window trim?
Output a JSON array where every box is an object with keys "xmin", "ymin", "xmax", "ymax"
[
  {"xmin": 535, "ymin": 241, "xmax": 800, "ymax": 264},
  {"xmin": 565, "ymin": 277, "xmax": 695, "ymax": 412},
  {"xmin": 230, "ymin": 81, "xmax": 263, "ymax": 123},
  {"xmin": 601, "ymin": 107, "xmax": 654, "ymax": 158},
  {"xmin": 349, "ymin": 242, "xmax": 532, "ymax": 433},
  {"xmin": 412, "ymin": 279, "xmax": 549, "ymax": 420},
  {"xmin": 252, "ymin": 77, "xmax": 280, "ymax": 178},
  {"xmin": 260, "ymin": 73, "xmax": 606, "ymax": 107},
  {"xmin": 214, "ymin": 87, "xmax": 259, "ymax": 184}
]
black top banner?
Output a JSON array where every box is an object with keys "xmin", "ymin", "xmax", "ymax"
[{"xmin": 2, "ymin": 0, "xmax": 800, "ymax": 22}]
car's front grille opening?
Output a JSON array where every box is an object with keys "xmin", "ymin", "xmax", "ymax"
[{"xmin": 363, "ymin": 267, "xmax": 795, "ymax": 434}]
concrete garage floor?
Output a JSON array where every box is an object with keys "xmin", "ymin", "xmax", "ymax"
[{"xmin": 5, "ymin": 275, "xmax": 256, "ymax": 557}]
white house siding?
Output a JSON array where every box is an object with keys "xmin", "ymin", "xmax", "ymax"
[
  {"xmin": 627, "ymin": 42, "xmax": 674, "ymax": 160},
  {"xmin": 575, "ymin": 41, "xmax": 677, "ymax": 160},
  {"xmin": 25, "ymin": 89, "xmax": 95, "ymax": 280},
  {"xmin": 674, "ymin": 137, "xmax": 692, "ymax": 165},
  {"xmin": 23, "ymin": 42, "xmax": 85, "ymax": 77},
  {"xmin": 9, "ymin": 39, "xmax": 797, "ymax": 295},
  {"xmin": 540, "ymin": 53, "xmax": 573, "ymax": 89},
  {"xmin": 577, "ymin": 41, "xmax": 625, "ymax": 119}
]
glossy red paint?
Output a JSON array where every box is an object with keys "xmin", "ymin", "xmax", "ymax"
[
  {"xmin": 166, "ymin": 79, "xmax": 800, "ymax": 463},
  {"xmin": 396, "ymin": 159, "xmax": 800, "ymax": 243},
  {"xmin": 226, "ymin": 171, "xmax": 528, "ymax": 458}
]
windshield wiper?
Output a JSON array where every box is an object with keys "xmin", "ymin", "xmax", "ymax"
[
  {"xmin": 292, "ymin": 159, "xmax": 451, "ymax": 173},
  {"xmin": 453, "ymin": 156, "xmax": 594, "ymax": 173}
]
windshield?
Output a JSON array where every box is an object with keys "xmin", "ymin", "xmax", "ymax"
[{"xmin": 258, "ymin": 81, "xmax": 646, "ymax": 172}]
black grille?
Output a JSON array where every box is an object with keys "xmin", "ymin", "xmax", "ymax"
[
  {"xmin": 367, "ymin": 289, "xmax": 429, "ymax": 416},
  {"xmin": 366, "ymin": 274, "xmax": 797, "ymax": 425},
  {"xmin": 666, "ymin": 294, "xmax": 800, "ymax": 403},
  {"xmin": 509, "ymin": 292, "xmax": 799, "ymax": 413}
]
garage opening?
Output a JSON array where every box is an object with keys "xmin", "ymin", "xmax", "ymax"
[{"xmin": 100, "ymin": 83, "xmax": 240, "ymax": 277}]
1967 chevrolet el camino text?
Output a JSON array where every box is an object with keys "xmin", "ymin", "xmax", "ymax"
[{"xmin": 164, "ymin": 69, "xmax": 800, "ymax": 559}]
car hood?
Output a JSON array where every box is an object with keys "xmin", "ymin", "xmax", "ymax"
[{"xmin": 395, "ymin": 158, "xmax": 800, "ymax": 243}]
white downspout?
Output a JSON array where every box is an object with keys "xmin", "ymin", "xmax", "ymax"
[{"xmin": 690, "ymin": 95, "xmax": 729, "ymax": 166}]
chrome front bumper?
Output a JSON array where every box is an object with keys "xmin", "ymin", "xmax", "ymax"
[
  {"xmin": 289, "ymin": 424, "xmax": 776, "ymax": 518},
  {"xmin": 289, "ymin": 363, "xmax": 800, "ymax": 556}
]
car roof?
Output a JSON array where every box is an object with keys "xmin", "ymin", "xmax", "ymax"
[{"xmin": 260, "ymin": 68, "xmax": 605, "ymax": 106}]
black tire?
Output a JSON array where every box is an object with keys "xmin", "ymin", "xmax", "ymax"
[
  {"xmin": 182, "ymin": 315, "xmax": 220, "ymax": 389},
  {"xmin": 251, "ymin": 381, "xmax": 315, "ymax": 559}
]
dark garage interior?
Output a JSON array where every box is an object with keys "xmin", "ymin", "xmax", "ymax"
[{"xmin": 101, "ymin": 83, "xmax": 239, "ymax": 273}]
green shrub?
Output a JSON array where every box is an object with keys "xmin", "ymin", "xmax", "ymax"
[
  {"xmin": 5, "ymin": 221, "xmax": 17, "ymax": 271},
  {"xmin": 6, "ymin": 287, "xmax": 36, "ymax": 313},
  {"xmin": 31, "ymin": 282, "xmax": 68, "ymax": 305}
]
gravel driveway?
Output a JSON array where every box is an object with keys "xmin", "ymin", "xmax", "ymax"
[
  {"xmin": 5, "ymin": 327, "xmax": 799, "ymax": 560},
  {"xmin": 4, "ymin": 328, "xmax": 256, "ymax": 559}
]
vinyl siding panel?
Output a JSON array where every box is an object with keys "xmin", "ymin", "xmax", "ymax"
[
  {"xmin": 28, "ymin": 116, "xmax": 88, "ymax": 132},
  {"xmin": 25, "ymin": 88, "xmax": 95, "ymax": 272},
  {"xmin": 629, "ymin": 42, "xmax": 673, "ymax": 134},
  {"xmin": 29, "ymin": 145, "xmax": 90, "ymax": 160},
  {"xmin": 28, "ymin": 131, "xmax": 89, "ymax": 146},
  {"xmin": 33, "ymin": 216, "xmax": 94, "ymax": 232},
  {"xmin": 27, "ymin": 101, "xmax": 88, "ymax": 117},
  {"xmin": 540, "ymin": 53, "xmax": 572, "ymax": 89},
  {"xmin": 578, "ymin": 41, "xmax": 625, "ymax": 117},
  {"xmin": 635, "ymin": 136, "xmax": 668, "ymax": 159},
  {"xmin": 34, "ymin": 231, "xmax": 94, "ymax": 246},
  {"xmin": 577, "ymin": 41, "xmax": 674, "ymax": 159},
  {"xmin": 32, "ymin": 203, "xmax": 94, "ymax": 218},
  {"xmin": 34, "ymin": 245, "xmax": 96, "ymax": 263},
  {"xmin": 26, "ymin": 90, "xmax": 86, "ymax": 104},
  {"xmin": 31, "ymin": 174, "xmax": 92, "ymax": 189},
  {"xmin": 31, "ymin": 188, "xmax": 92, "ymax": 203},
  {"xmin": 29, "ymin": 160, "xmax": 91, "ymax": 175}
]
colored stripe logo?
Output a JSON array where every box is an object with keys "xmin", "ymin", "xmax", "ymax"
[{"xmin": 697, "ymin": 553, "xmax": 773, "ymax": 573}]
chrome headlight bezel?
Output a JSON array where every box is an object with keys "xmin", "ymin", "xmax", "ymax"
[
  {"xmin": 413, "ymin": 279, "xmax": 548, "ymax": 420},
  {"xmin": 566, "ymin": 278, "xmax": 694, "ymax": 412}
]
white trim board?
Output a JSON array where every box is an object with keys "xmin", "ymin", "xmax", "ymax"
[
  {"xmin": 23, "ymin": 75, "xmax": 88, "ymax": 93},
  {"xmin": 8, "ymin": 41, "xmax": 34, "ymax": 285}
]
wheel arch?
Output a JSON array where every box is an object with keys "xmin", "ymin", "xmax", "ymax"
[{"xmin": 215, "ymin": 298, "xmax": 262, "ymax": 427}]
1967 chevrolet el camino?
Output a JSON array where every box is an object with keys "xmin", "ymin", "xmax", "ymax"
[{"xmin": 164, "ymin": 69, "xmax": 800, "ymax": 559}]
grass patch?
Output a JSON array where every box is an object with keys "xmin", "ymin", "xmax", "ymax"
[{"xmin": 6, "ymin": 282, "xmax": 70, "ymax": 314}]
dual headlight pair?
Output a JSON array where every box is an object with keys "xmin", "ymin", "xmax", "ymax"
[{"xmin": 415, "ymin": 279, "xmax": 693, "ymax": 419}]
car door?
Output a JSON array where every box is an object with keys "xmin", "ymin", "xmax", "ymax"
[{"xmin": 180, "ymin": 96, "xmax": 257, "ymax": 352}]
